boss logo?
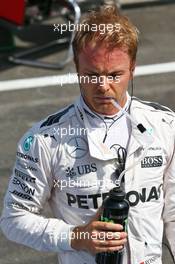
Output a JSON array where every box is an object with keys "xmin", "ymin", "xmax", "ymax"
[{"xmin": 141, "ymin": 155, "xmax": 163, "ymax": 168}]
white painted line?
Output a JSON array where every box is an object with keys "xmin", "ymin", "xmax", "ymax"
[
  {"xmin": 135, "ymin": 62, "xmax": 175, "ymax": 76},
  {"xmin": 0, "ymin": 73, "xmax": 78, "ymax": 92},
  {"xmin": 0, "ymin": 62, "xmax": 175, "ymax": 92}
]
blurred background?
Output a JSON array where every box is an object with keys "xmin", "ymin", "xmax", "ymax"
[{"xmin": 0, "ymin": 0, "xmax": 175, "ymax": 263}]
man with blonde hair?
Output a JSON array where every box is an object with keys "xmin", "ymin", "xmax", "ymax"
[{"xmin": 1, "ymin": 5, "xmax": 175, "ymax": 264}]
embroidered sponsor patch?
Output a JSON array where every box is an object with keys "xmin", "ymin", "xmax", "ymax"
[
  {"xmin": 65, "ymin": 163, "xmax": 97, "ymax": 178},
  {"xmin": 66, "ymin": 137, "xmax": 88, "ymax": 159},
  {"xmin": 23, "ymin": 136, "xmax": 34, "ymax": 151},
  {"xmin": 141, "ymin": 156, "xmax": 163, "ymax": 168}
]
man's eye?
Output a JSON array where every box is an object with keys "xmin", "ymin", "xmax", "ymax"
[
  {"xmin": 111, "ymin": 74, "xmax": 121, "ymax": 78},
  {"xmin": 87, "ymin": 74, "xmax": 99, "ymax": 77}
]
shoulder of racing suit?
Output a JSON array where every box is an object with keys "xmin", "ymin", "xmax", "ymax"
[
  {"xmin": 40, "ymin": 104, "xmax": 75, "ymax": 129},
  {"xmin": 131, "ymin": 97, "xmax": 175, "ymax": 128},
  {"xmin": 16, "ymin": 103, "xmax": 78, "ymax": 167},
  {"xmin": 25, "ymin": 103, "xmax": 77, "ymax": 142},
  {"xmin": 131, "ymin": 96, "xmax": 174, "ymax": 114},
  {"xmin": 129, "ymin": 97, "xmax": 175, "ymax": 163}
]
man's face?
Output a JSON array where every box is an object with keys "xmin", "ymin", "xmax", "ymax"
[{"xmin": 76, "ymin": 44, "xmax": 135, "ymax": 115}]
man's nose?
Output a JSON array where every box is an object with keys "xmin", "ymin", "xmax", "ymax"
[{"xmin": 97, "ymin": 75, "xmax": 110, "ymax": 92}]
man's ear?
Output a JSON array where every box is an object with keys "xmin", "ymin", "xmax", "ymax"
[{"xmin": 130, "ymin": 61, "xmax": 136, "ymax": 80}]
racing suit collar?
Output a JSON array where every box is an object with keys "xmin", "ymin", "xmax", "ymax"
[
  {"xmin": 74, "ymin": 95, "xmax": 131, "ymax": 161},
  {"xmin": 80, "ymin": 92, "xmax": 131, "ymax": 126}
]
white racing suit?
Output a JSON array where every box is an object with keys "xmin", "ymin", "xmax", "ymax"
[{"xmin": 1, "ymin": 96, "xmax": 175, "ymax": 264}]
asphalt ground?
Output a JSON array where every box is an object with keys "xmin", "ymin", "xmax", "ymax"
[{"xmin": 0, "ymin": 2, "xmax": 175, "ymax": 264}]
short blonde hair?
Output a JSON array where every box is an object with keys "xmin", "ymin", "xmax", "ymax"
[{"xmin": 72, "ymin": 5, "xmax": 139, "ymax": 65}]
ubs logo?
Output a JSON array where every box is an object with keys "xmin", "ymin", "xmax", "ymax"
[{"xmin": 66, "ymin": 163, "xmax": 97, "ymax": 178}]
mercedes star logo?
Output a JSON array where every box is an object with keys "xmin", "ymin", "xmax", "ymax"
[{"xmin": 66, "ymin": 137, "xmax": 88, "ymax": 159}]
